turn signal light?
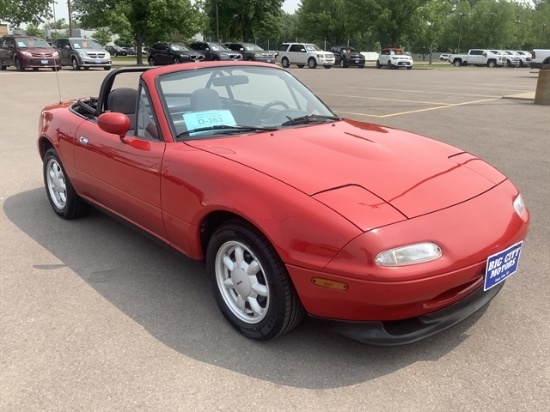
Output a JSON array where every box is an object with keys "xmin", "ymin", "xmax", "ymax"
[{"xmin": 311, "ymin": 277, "xmax": 349, "ymax": 291}]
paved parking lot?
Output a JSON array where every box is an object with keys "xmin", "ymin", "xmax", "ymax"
[{"xmin": 1, "ymin": 66, "xmax": 548, "ymax": 411}]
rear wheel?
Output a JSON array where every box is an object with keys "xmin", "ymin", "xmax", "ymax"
[
  {"xmin": 281, "ymin": 57, "xmax": 290, "ymax": 68},
  {"xmin": 487, "ymin": 60, "xmax": 496, "ymax": 68},
  {"xmin": 376, "ymin": 60, "xmax": 381, "ymax": 69},
  {"xmin": 308, "ymin": 57, "xmax": 317, "ymax": 69},
  {"xmin": 296, "ymin": 64, "xmax": 304, "ymax": 68},
  {"xmin": 453, "ymin": 59, "xmax": 461, "ymax": 67},
  {"xmin": 206, "ymin": 220, "xmax": 305, "ymax": 341},
  {"xmin": 43, "ymin": 149, "xmax": 90, "ymax": 219},
  {"xmin": 323, "ymin": 65, "xmax": 332, "ymax": 69}
]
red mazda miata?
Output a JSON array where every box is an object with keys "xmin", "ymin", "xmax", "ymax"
[{"xmin": 38, "ymin": 63, "xmax": 529, "ymax": 345}]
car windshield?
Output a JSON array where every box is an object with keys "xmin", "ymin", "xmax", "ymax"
[
  {"xmin": 244, "ymin": 44, "xmax": 263, "ymax": 51},
  {"xmin": 209, "ymin": 43, "xmax": 230, "ymax": 51},
  {"xmin": 305, "ymin": 44, "xmax": 321, "ymax": 51},
  {"xmin": 70, "ymin": 39, "xmax": 103, "ymax": 49},
  {"xmin": 158, "ymin": 65, "xmax": 337, "ymax": 140},
  {"xmin": 15, "ymin": 38, "xmax": 51, "ymax": 49},
  {"xmin": 170, "ymin": 43, "xmax": 191, "ymax": 51}
]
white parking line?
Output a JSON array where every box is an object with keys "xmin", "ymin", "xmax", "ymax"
[
  {"xmin": 336, "ymin": 98, "xmax": 499, "ymax": 118},
  {"xmin": 321, "ymin": 93, "xmax": 454, "ymax": 106}
]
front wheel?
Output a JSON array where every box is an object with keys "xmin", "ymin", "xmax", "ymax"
[
  {"xmin": 173, "ymin": 56, "xmax": 180, "ymax": 64},
  {"xmin": 487, "ymin": 60, "xmax": 496, "ymax": 68},
  {"xmin": 71, "ymin": 57, "xmax": 80, "ymax": 70},
  {"xmin": 324, "ymin": 65, "xmax": 332, "ymax": 69},
  {"xmin": 281, "ymin": 57, "xmax": 290, "ymax": 68},
  {"xmin": 43, "ymin": 149, "xmax": 90, "ymax": 219},
  {"xmin": 376, "ymin": 60, "xmax": 381, "ymax": 69},
  {"xmin": 453, "ymin": 59, "xmax": 461, "ymax": 67},
  {"xmin": 15, "ymin": 57, "xmax": 24, "ymax": 71},
  {"xmin": 296, "ymin": 64, "xmax": 304, "ymax": 68},
  {"xmin": 407, "ymin": 66, "xmax": 412, "ymax": 70},
  {"xmin": 206, "ymin": 220, "xmax": 305, "ymax": 341},
  {"xmin": 308, "ymin": 57, "xmax": 317, "ymax": 69},
  {"xmin": 148, "ymin": 56, "xmax": 156, "ymax": 66},
  {"xmin": 103, "ymin": 66, "xmax": 111, "ymax": 71}
]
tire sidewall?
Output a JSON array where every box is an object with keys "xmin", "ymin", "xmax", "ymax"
[
  {"xmin": 206, "ymin": 222, "xmax": 290, "ymax": 340},
  {"xmin": 43, "ymin": 149, "xmax": 70, "ymax": 216}
]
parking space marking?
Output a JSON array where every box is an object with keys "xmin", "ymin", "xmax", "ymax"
[
  {"xmin": 336, "ymin": 98, "xmax": 499, "ymax": 118},
  {"xmin": 321, "ymin": 93, "xmax": 454, "ymax": 106},
  {"xmin": 352, "ymin": 88, "xmax": 498, "ymax": 99}
]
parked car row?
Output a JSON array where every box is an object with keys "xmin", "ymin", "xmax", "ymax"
[{"xmin": 447, "ymin": 49, "xmax": 534, "ymax": 68}]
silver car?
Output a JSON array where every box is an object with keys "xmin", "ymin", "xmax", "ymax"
[{"xmin": 54, "ymin": 38, "xmax": 111, "ymax": 70}]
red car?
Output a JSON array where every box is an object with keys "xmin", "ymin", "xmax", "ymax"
[{"xmin": 38, "ymin": 63, "xmax": 529, "ymax": 345}]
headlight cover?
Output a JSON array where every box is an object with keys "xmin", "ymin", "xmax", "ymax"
[
  {"xmin": 513, "ymin": 194, "xmax": 525, "ymax": 218},
  {"xmin": 375, "ymin": 242, "xmax": 442, "ymax": 267}
]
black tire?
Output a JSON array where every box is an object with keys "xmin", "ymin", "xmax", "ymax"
[
  {"xmin": 52, "ymin": 66, "xmax": 60, "ymax": 71},
  {"xmin": 206, "ymin": 220, "xmax": 305, "ymax": 341},
  {"xmin": 453, "ymin": 59, "xmax": 461, "ymax": 67},
  {"xmin": 71, "ymin": 57, "xmax": 80, "ymax": 70},
  {"xmin": 148, "ymin": 56, "xmax": 156, "ymax": 66},
  {"xmin": 103, "ymin": 66, "xmax": 111, "ymax": 71},
  {"xmin": 43, "ymin": 149, "xmax": 90, "ymax": 219},
  {"xmin": 281, "ymin": 57, "xmax": 290, "ymax": 68},
  {"xmin": 339, "ymin": 59, "xmax": 348, "ymax": 68},
  {"xmin": 296, "ymin": 64, "xmax": 304, "ymax": 68},
  {"xmin": 308, "ymin": 57, "xmax": 317, "ymax": 69},
  {"xmin": 1, "ymin": 65, "xmax": 7, "ymax": 70},
  {"xmin": 487, "ymin": 60, "xmax": 496, "ymax": 68},
  {"xmin": 323, "ymin": 65, "xmax": 332, "ymax": 69},
  {"xmin": 376, "ymin": 60, "xmax": 381, "ymax": 69},
  {"xmin": 15, "ymin": 57, "xmax": 24, "ymax": 71},
  {"xmin": 84, "ymin": 67, "xmax": 90, "ymax": 70},
  {"xmin": 173, "ymin": 56, "xmax": 180, "ymax": 64},
  {"xmin": 358, "ymin": 65, "xmax": 365, "ymax": 69},
  {"xmin": 407, "ymin": 66, "xmax": 412, "ymax": 70}
]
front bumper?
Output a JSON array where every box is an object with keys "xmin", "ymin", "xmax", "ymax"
[
  {"xmin": 79, "ymin": 57, "xmax": 112, "ymax": 67},
  {"xmin": 319, "ymin": 281, "xmax": 504, "ymax": 346},
  {"xmin": 23, "ymin": 58, "xmax": 62, "ymax": 69}
]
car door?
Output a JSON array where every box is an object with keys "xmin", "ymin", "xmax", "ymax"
[{"xmin": 73, "ymin": 85, "xmax": 167, "ymax": 237}]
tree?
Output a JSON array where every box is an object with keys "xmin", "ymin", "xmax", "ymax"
[
  {"xmin": 24, "ymin": 23, "xmax": 44, "ymax": 37},
  {"xmin": 92, "ymin": 28, "xmax": 112, "ymax": 46},
  {"xmin": 202, "ymin": 0, "xmax": 284, "ymax": 43},
  {"xmin": 72, "ymin": 0, "xmax": 203, "ymax": 64},
  {"xmin": 0, "ymin": 0, "xmax": 52, "ymax": 26}
]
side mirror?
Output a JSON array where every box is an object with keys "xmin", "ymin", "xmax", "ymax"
[
  {"xmin": 205, "ymin": 47, "xmax": 210, "ymax": 51},
  {"xmin": 98, "ymin": 112, "xmax": 131, "ymax": 138},
  {"xmin": 64, "ymin": 45, "xmax": 70, "ymax": 49},
  {"xmin": 483, "ymin": 52, "xmax": 487, "ymax": 57},
  {"xmin": 300, "ymin": 48, "xmax": 306, "ymax": 52}
]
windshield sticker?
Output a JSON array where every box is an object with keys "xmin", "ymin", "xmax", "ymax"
[{"xmin": 183, "ymin": 110, "xmax": 236, "ymax": 131}]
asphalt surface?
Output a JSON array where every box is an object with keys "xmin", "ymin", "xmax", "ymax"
[{"xmin": 1, "ymin": 65, "xmax": 549, "ymax": 412}]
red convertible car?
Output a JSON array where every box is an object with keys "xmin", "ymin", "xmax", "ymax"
[{"xmin": 38, "ymin": 63, "xmax": 529, "ymax": 345}]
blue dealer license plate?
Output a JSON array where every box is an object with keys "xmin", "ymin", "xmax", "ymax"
[
  {"xmin": 484, "ymin": 241, "xmax": 523, "ymax": 291},
  {"xmin": 41, "ymin": 60, "xmax": 48, "ymax": 64}
]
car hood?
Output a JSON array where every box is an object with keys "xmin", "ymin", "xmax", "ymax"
[{"xmin": 187, "ymin": 119, "xmax": 506, "ymax": 228}]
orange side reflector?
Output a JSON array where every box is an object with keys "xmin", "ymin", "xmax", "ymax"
[{"xmin": 311, "ymin": 277, "xmax": 349, "ymax": 291}]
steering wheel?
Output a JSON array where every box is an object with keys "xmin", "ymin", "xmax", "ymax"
[{"xmin": 253, "ymin": 100, "xmax": 290, "ymax": 124}]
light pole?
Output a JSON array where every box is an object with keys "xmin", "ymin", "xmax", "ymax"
[
  {"xmin": 541, "ymin": 23, "xmax": 548, "ymax": 48},
  {"xmin": 216, "ymin": 2, "xmax": 220, "ymax": 42},
  {"xmin": 457, "ymin": 12, "xmax": 465, "ymax": 54}
]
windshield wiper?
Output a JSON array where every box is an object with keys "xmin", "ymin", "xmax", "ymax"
[
  {"xmin": 177, "ymin": 124, "xmax": 278, "ymax": 139},
  {"xmin": 280, "ymin": 114, "xmax": 341, "ymax": 127}
]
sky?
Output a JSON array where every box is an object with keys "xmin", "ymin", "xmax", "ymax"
[{"xmin": 51, "ymin": 0, "xmax": 300, "ymax": 22}]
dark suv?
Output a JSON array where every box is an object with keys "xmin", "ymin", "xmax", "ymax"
[
  {"xmin": 147, "ymin": 42, "xmax": 205, "ymax": 65},
  {"xmin": 0, "ymin": 35, "xmax": 61, "ymax": 71},
  {"xmin": 330, "ymin": 46, "xmax": 365, "ymax": 68},
  {"xmin": 189, "ymin": 41, "xmax": 242, "ymax": 61},
  {"xmin": 224, "ymin": 42, "xmax": 276, "ymax": 63}
]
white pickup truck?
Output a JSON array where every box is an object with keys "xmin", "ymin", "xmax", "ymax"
[
  {"xmin": 448, "ymin": 49, "xmax": 506, "ymax": 67},
  {"xmin": 530, "ymin": 49, "xmax": 550, "ymax": 69}
]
